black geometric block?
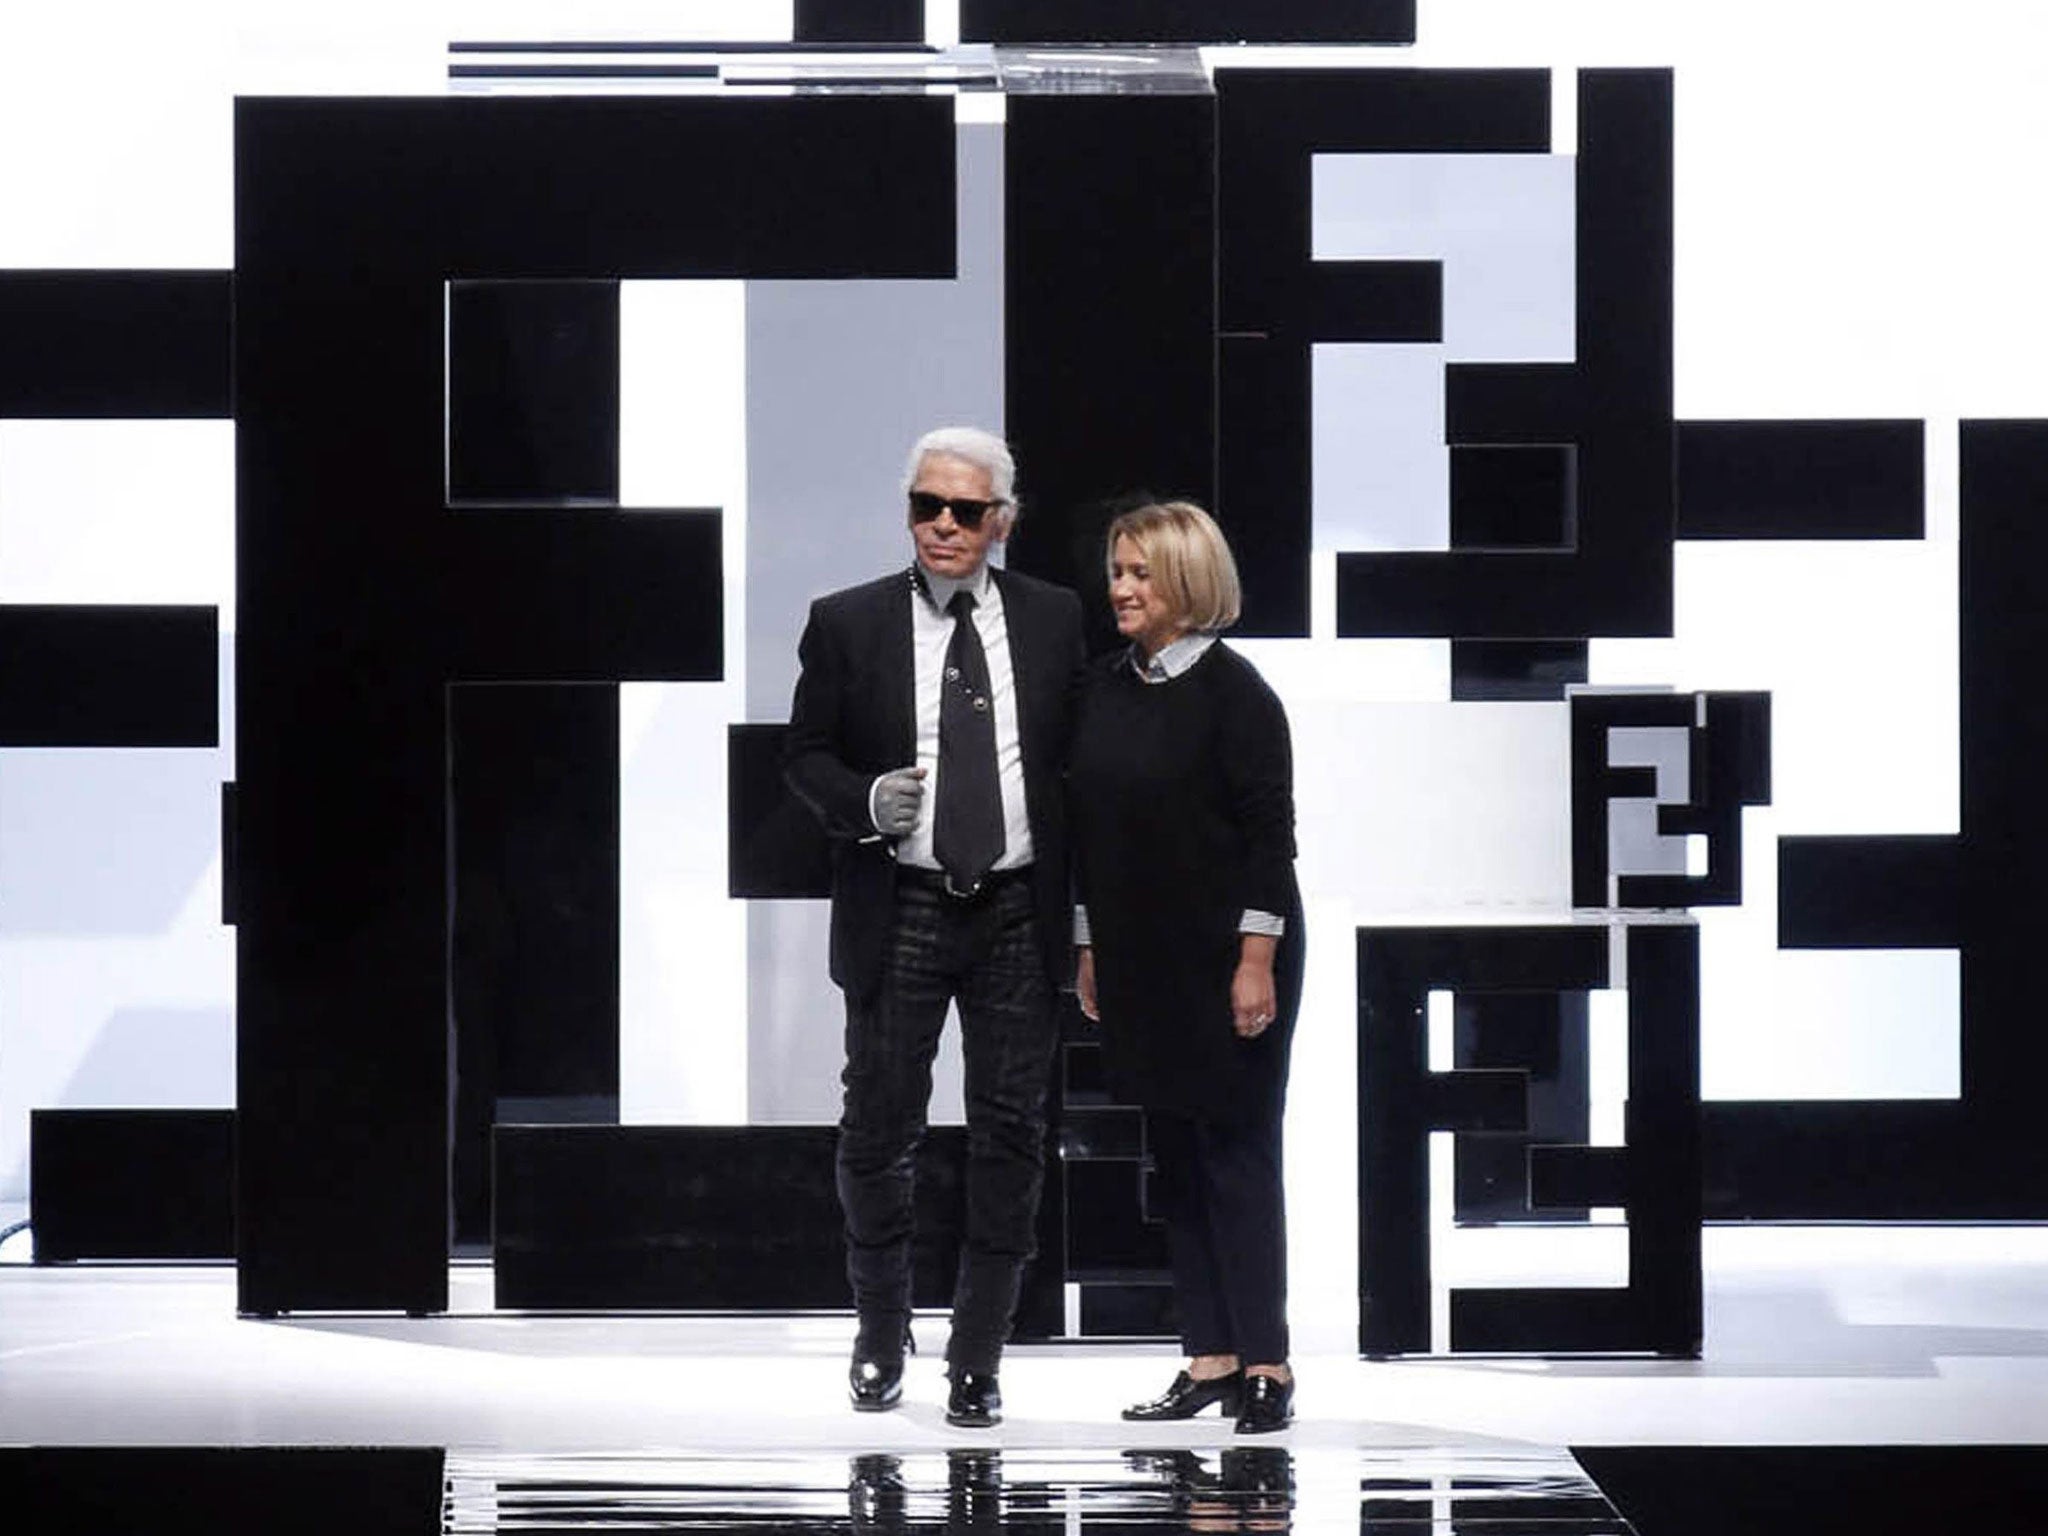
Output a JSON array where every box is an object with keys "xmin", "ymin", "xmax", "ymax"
[
  {"xmin": 1064, "ymin": 1156, "xmax": 1169, "ymax": 1277},
  {"xmin": 960, "ymin": 0, "xmax": 1415, "ymax": 44},
  {"xmin": 1021, "ymin": 1104, "xmax": 1070, "ymax": 1344},
  {"xmin": 1449, "ymin": 1493, "xmax": 1625, "ymax": 1528},
  {"xmin": 1003, "ymin": 92, "xmax": 1216, "ymax": 605},
  {"xmin": 0, "ymin": 605, "xmax": 218, "ymax": 747},
  {"xmin": 1777, "ymin": 834, "xmax": 1962, "ymax": 949},
  {"xmin": 0, "ymin": 1449, "xmax": 445, "ymax": 1536},
  {"xmin": 1454, "ymin": 992, "xmax": 1590, "ymax": 1222},
  {"xmin": 1716, "ymin": 420, "xmax": 2048, "ymax": 1219},
  {"xmin": 234, "ymin": 93, "xmax": 953, "ymax": 1315},
  {"xmin": 1450, "ymin": 640, "xmax": 1589, "ymax": 702},
  {"xmin": 1444, "ymin": 362, "xmax": 1579, "ymax": 443},
  {"xmin": 1302, "ymin": 261, "xmax": 1443, "ymax": 343},
  {"xmin": 1450, "ymin": 445, "xmax": 1575, "ymax": 548},
  {"xmin": 445, "ymin": 62, "xmax": 721, "ymax": 82},
  {"xmin": 29, "ymin": 1109, "xmax": 235, "ymax": 1261},
  {"xmin": 1577, "ymin": 1446, "xmax": 2048, "ymax": 1536},
  {"xmin": 1703, "ymin": 1101, "xmax": 1967, "ymax": 1221},
  {"xmin": 220, "ymin": 782, "xmax": 238, "ymax": 924},
  {"xmin": 0, "ymin": 270, "xmax": 232, "ymax": 418},
  {"xmin": 447, "ymin": 280, "xmax": 619, "ymax": 505},
  {"xmin": 1955, "ymin": 421, "xmax": 2048, "ymax": 1137},
  {"xmin": 449, "ymin": 684, "xmax": 621, "ymax": 1248},
  {"xmin": 1077, "ymin": 1283, "xmax": 1177, "ymax": 1338},
  {"xmin": 1528, "ymin": 1144, "xmax": 1628, "ymax": 1210},
  {"xmin": 1718, "ymin": 690, "xmax": 1773, "ymax": 807},
  {"xmin": 1677, "ymin": 418, "xmax": 1924, "ymax": 539},
  {"xmin": 1448, "ymin": 925, "xmax": 1700, "ymax": 1355},
  {"xmin": 1054, "ymin": 1022, "xmax": 1171, "ymax": 1336},
  {"xmin": 1358, "ymin": 924, "xmax": 1608, "ymax": 1356},
  {"xmin": 1571, "ymin": 689, "xmax": 1770, "ymax": 909},
  {"xmin": 441, "ymin": 510, "xmax": 723, "ymax": 681},
  {"xmin": 1059, "ymin": 1104, "xmax": 1145, "ymax": 1160},
  {"xmin": 728, "ymin": 723, "xmax": 832, "ymax": 899},
  {"xmin": 442, "ymin": 41, "xmax": 925, "ymax": 56},
  {"xmin": 1444, "ymin": 370, "xmax": 1591, "ymax": 713},
  {"xmin": 1338, "ymin": 72, "xmax": 1674, "ymax": 641},
  {"xmin": 1569, "ymin": 690, "xmax": 1691, "ymax": 908},
  {"xmin": 1217, "ymin": 333, "xmax": 1311, "ymax": 640},
  {"xmin": 1617, "ymin": 691, "xmax": 1770, "ymax": 908},
  {"xmin": 1360, "ymin": 1483, "xmax": 1435, "ymax": 1522},
  {"xmin": 1420, "ymin": 1067, "xmax": 1532, "ymax": 1134},
  {"xmin": 796, "ymin": 0, "xmax": 924, "ymax": 43},
  {"xmin": 1359, "ymin": 922, "xmax": 1701, "ymax": 1357},
  {"xmin": 1219, "ymin": 67, "xmax": 1550, "ymax": 638},
  {"xmin": 492, "ymin": 1125, "xmax": 969, "ymax": 1310},
  {"xmin": 241, "ymin": 97, "xmax": 956, "ymax": 282},
  {"xmin": 1062, "ymin": 1036, "xmax": 1111, "ymax": 1101}
]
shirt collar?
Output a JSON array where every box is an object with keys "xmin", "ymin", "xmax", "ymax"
[
  {"xmin": 912, "ymin": 557, "xmax": 994, "ymax": 614},
  {"xmin": 1129, "ymin": 631, "xmax": 1216, "ymax": 683}
]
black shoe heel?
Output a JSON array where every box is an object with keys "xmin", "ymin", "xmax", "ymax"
[
  {"xmin": 1233, "ymin": 1372, "xmax": 1293, "ymax": 1434},
  {"xmin": 1121, "ymin": 1369, "xmax": 1245, "ymax": 1422}
]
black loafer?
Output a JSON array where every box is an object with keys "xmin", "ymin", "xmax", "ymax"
[
  {"xmin": 849, "ymin": 1349, "xmax": 906, "ymax": 1412},
  {"xmin": 849, "ymin": 1319, "xmax": 914, "ymax": 1412},
  {"xmin": 945, "ymin": 1370, "xmax": 1002, "ymax": 1427},
  {"xmin": 1233, "ymin": 1372, "xmax": 1294, "ymax": 1434},
  {"xmin": 1121, "ymin": 1368, "xmax": 1245, "ymax": 1421}
]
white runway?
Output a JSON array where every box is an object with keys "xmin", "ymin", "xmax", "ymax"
[{"xmin": 5, "ymin": 1225, "xmax": 2046, "ymax": 1454}]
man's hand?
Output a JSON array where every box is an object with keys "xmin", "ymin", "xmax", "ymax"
[
  {"xmin": 870, "ymin": 766, "xmax": 927, "ymax": 836},
  {"xmin": 1076, "ymin": 947, "xmax": 1098, "ymax": 1022}
]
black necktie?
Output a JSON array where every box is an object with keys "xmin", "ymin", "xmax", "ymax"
[{"xmin": 933, "ymin": 589, "xmax": 1004, "ymax": 892}]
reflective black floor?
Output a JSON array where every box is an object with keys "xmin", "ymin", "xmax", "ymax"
[
  {"xmin": 17, "ymin": 1444, "xmax": 2048, "ymax": 1533},
  {"xmin": 443, "ymin": 1447, "xmax": 1633, "ymax": 1533}
]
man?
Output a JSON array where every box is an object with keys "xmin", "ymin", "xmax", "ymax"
[{"xmin": 784, "ymin": 426, "xmax": 1084, "ymax": 1427}]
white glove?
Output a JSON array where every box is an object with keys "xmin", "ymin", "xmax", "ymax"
[{"xmin": 869, "ymin": 766, "xmax": 927, "ymax": 837}]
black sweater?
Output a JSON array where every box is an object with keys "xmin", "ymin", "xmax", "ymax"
[{"xmin": 1068, "ymin": 641, "xmax": 1303, "ymax": 1117}]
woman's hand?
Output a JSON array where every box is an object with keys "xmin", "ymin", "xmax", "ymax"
[
  {"xmin": 1232, "ymin": 935, "xmax": 1278, "ymax": 1038},
  {"xmin": 1076, "ymin": 946, "xmax": 1099, "ymax": 1022}
]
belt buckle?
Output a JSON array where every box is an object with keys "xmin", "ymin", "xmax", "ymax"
[{"xmin": 942, "ymin": 872, "xmax": 983, "ymax": 900}]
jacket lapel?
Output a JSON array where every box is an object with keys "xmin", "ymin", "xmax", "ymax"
[
  {"xmin": 992, "ymin": 567, "xmax": 1039, "ymax": 747},
  {"xmin": 877, "ymin": 569, "xmax": 917, "ymax": 763}
]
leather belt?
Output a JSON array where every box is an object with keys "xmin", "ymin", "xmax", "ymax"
[{"xmin": 896, "ymin": 864, "xmax": 1032, "ymax": 902}]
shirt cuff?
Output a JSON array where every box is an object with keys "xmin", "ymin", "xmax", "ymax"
[
  {"xmin": 1239, "ymin": 908, "xmax": 1285, "ymax": 937},
  {"xmin": 1073, "ymin": 905, "xmax": 1092, "ymax": 946},
  {"xmin": 866, "ymin": 774, "xmax": 886, "ymax": 834}
]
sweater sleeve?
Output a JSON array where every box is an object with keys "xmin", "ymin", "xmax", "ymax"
[
  {"xmin": 782, "ymin": 598, "xmax": 884, "ymax": 840},
  {"xmin": 1214, "ymin": 654, "xmax": 1298, "ymax": 920}
]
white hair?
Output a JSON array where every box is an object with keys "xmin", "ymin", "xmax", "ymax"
[{"xmin": 901, "ymin": 426, "xmax": 1018, "ymax": 507}]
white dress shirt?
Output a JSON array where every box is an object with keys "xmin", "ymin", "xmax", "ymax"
[{"xmin": 879, "ymin": 560, "xmax": 1034, "ymax": 872}]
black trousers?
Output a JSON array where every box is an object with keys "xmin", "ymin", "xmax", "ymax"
[
  {"xmin": 1147, "ymin": 1096, "xmax": 1290, "ymax": 1365},
  {"xmin": 837, "ymin": 872, "xmax": 1059, "ymax": 1374}
]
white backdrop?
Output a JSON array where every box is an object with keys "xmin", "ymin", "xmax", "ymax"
[{"xmin": 1, "ymin": 3, "xmax": 2041, "ymax": 1345}]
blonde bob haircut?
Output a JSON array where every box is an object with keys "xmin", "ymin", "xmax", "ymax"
[{"xmin": 1105, "ymin": 500, "xmax": 1243, "ymax": 633}]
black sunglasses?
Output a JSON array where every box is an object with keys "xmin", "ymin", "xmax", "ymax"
[{"xmin": 908, "ymin": 490, "xmax": 1004, "ymax": 530}]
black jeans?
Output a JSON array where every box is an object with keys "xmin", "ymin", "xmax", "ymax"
[
  {"xmin": 1147, "ymin": 1100, "xmax": 1290, "ymax": 1366},
  {"xmin": 838, "ymin": 872, "xmax": 1058, "ymax": 1374}
]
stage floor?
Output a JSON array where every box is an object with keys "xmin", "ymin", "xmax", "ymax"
[{"xmin": 4, "ymin": 1224, "xmax": 2047, "ymax": 1453}]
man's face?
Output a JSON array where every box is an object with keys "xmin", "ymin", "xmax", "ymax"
[{"xmin": 908, "ymin": 452, "xmax": 1009, "ymax": 580}]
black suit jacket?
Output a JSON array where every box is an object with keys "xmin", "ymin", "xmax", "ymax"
[{"xmin": 783, "ymin": 565, "xmax": 1086, "ymax": 1000}]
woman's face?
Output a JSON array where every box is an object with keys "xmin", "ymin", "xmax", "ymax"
[{"xmin": 1109, "ymin": 534, "xmax": 1184, "ymax": 656}]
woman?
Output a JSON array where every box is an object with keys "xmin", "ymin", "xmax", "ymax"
[{"xmin": 1069, "ymin": 500, "xmax": 1304, "ymax": 1435}]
